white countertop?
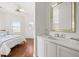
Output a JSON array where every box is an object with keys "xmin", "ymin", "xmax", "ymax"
[{"xmin": 37, "ymin": 35, "xmax": 79, "ymax": 52}]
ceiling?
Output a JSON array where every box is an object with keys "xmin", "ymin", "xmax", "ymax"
[{"xmin": 0, "ymin": 2, "xmax": 35, "ymax": 14}]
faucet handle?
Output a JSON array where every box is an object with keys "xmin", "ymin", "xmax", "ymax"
[
  {"xmin": 54, "ymin": 33, "xmax": 59, "ymax": 37},
  {"xmin": 60, "ymin": 34, "xmax": 66, "ymax": 38}
]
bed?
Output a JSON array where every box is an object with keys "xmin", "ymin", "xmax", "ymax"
[{"xmin": 0, "ymin": 30, "xmax": 26, "ymax": 56}]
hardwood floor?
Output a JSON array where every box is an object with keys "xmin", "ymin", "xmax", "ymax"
[{"xmin": 7, "ymin": 38, "xmax": 34, "ymax": 57}]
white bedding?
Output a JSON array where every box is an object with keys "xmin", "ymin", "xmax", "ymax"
[{"xmin": 0, "ymin": 35, "xmax": 26, "ymax": 55}]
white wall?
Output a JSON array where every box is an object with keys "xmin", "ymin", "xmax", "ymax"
[
  {"xmin": 0, "ymin": 2, "xmax": 35, "ymax": 38},
  {"xmin": 36, "ymin": 2, "xmax": 49, "ymax": 35}
]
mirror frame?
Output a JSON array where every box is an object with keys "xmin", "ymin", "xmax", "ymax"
[{"xmin": 49, "ymin": 2, "xmax": 76, "ymax": 32}]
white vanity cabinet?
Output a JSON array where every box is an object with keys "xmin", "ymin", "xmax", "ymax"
[
  {"xmin": 45, "ymin": 41, "xmax": 79, "ymax": 57},
  {"xmin": 45, "ymin": 40, "xmax": 79, "ymax": 57},
  {"xmin": 37, "ymin": 36, "xmax": 57, "ymax": 57},
  {"xmin": 37, "ymin": 36, "xmax": 79, "ymax": 57},
  {"xmin": 58, "ymin": 46, "xmax": 79, "ymax": 57},
  {"xmin": 44, "ymin": 41, "xmax": 57, "ymax": 57}
]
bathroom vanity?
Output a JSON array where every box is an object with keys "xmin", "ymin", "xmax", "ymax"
[
  {"xmin": 37, "ymin": 35, "xmax": 79, "ymax": 57},
  {"xmin": 36, "ymin": 2, "xmax": 79, "ymax": 57}
]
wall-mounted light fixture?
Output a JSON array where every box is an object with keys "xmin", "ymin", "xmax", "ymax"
[
  {"xmin": 16, "ymin": 8, "xmax": 24, "ymax": 12},
  {"xmin": 16, "ymin": 3, "xmax": 24, "ymax": 12}
]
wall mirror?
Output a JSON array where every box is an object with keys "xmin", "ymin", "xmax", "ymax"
[{"xmin": 49, "ymin": 2, "xmax": 76, "ymax": 32}]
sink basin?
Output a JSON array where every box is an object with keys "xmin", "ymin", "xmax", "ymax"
[
  {"xmin": 44, "ymin": 34, "xmax": 61, "ymax": 40},
  {"xmin": 69, "ymin": 38, "xmax": 79, "ymax": 44},
  {"xmin": 46, "ymin": 36, "xmax": 58, "ymax": 40},
  {"xmin": 48, "ymin": 36, "xmax": 54, "ymax": 39},
  {"xmin": 70, "ymin": 38, "xmax": 79, "ymax": 41}
]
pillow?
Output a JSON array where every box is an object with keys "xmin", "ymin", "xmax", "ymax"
[{"xmin": 0, "ymin": 31, "xmax": 8, "ymax": 36}]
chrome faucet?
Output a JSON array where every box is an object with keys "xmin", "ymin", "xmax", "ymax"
[
  {"xmin": 60, "ymin": 34, "xmax": 66, "ymax": 38},
  {"xmin": 54, "ymin": 33, "xmax": 59, "ymax": 37},
  {"xmin": 54, "ymin": 33, "xmax": 66, "ymax": 38}
]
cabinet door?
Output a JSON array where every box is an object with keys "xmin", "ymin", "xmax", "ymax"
[
  {"xmin": 37, "ymin": 36, "xmax": 45, "ymax": 57},
  {"xmin": 58, "ymin": 46, "xmax": 79, "ymax": 57},
  {"xmin": 45, "ymin": 41, "xmax": 57, "ymax": 57}
]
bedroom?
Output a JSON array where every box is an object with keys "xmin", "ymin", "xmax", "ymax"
[{"xmin": 0, "ymin": 2, "xmax": 35, "ymax": 57}]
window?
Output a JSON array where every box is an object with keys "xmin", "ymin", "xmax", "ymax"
[{"xmin": 12, "ymin": 22, "xmax": 21, "ymax": 32}]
